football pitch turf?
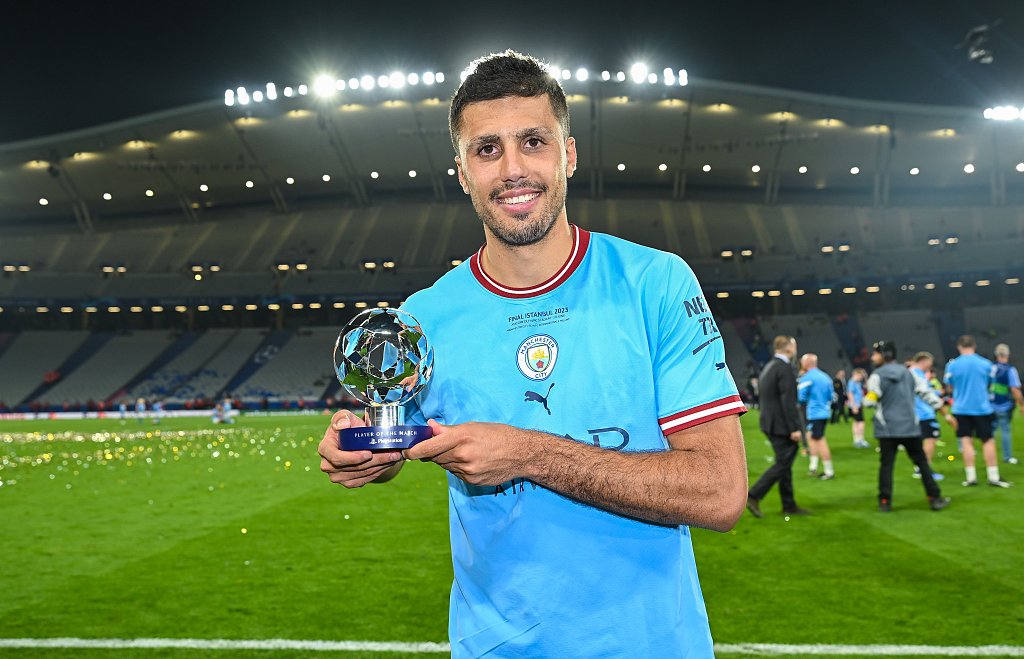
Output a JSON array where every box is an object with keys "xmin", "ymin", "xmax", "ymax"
[{"xmin": 1, "ymin": 411, "xmax": 1021, "ymax": 658}]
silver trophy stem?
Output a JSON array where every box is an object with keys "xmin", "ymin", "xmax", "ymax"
[{"xmin": 365, "ymin": 406, "xmax": 405, "ymax": 428}]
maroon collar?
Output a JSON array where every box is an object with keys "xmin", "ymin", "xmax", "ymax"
[{"xmin": 469, "ymin": 225, "xmax": 591, "ymax": 299}]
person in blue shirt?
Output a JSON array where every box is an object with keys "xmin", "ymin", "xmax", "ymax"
[
  {"xmin": 910, "ymin": 352, "xmax": 956, "ymax": 481},
  {"xmin": 991, "ymin": 343, "xmax": 1024, "ymax": 464},
  {"xmin": 798, "ymin": 353, "xmax": 836, "ymax": 479},
  {"xmin": 847, "ymin": 368, "xmax": 869, "ymax": 448},
  {"xmin": 318, "ymin": 50, "xmax": 748, "ymax": 658},
  {"xmin": 944, "ymin": 335, "xmax": 1010, "ymax": 487}
]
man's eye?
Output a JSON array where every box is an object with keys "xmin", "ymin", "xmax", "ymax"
[
  {"xmin": 478, "ymin": 144, "xmax": 498, "ymax": 156},
  {"xmin": 525, "ymin": 138, "xmax": 542, "ymax": 148}
]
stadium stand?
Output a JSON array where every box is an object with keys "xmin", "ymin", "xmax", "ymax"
[
  {"xmin": 758, "ymin": 314, "xmax": 846, "ymax": 374},
  {"xmin": 169, "ymin": 328, "xmax": 266, "ymax": 402},
  {"xmin": 35, "ymin": 331, "xmax": 176, "ymax": 405},
  {"xmin": 0, "ymin": 330, "xmax": 88, "ymax": 407},
  {"xmin": 965, "ymin": 304, "xmax": 1024, "ymax": 359},
  {"xmin": 859, "ymin": 310, "xmax": 946, "ymax": 366},
  {"xmin": 125, "ymin": 329, "xmax": 233, "ymax": 401},
  {"xmin": 233, "ymin": 326, "xmax": 337, "ymax": 402}
]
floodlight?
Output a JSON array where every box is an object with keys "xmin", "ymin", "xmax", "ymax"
[
  {"xmin": 252, "ymin": 90, "xmax": 264, "ymax": 102},
  {"xmin": 313, "ymin": 74, "xmax": 335, "ymax": 97},
  {"xmin": 629, "ymin": 63, "xmax": 647, "ymax": 83},
  {"xmin": 408, "ymin": 72, "xmax": 419, "ymax": 85},
  {"xmin": 423, "ymin": 72, "xmax": 435, "ymax": 85},
  {"xmin": 575, "ymin": 68, "xmax": 588, "ymax": 81},
  {"xmin": 360, "ymin": 75, "xmax": 375, "ymax": 90},
  {"xmin": 237, "ymin": 87, "xmax": 249, "ymax": 105},
  {"xmin": 601, "ymin": 70, "xmax": 610, "ymax": 81},
  {"xmin": 910, "ymin": 167, "xmax": 920, "ymax": 175},
  {"xmin": 435, "ymin": 72, "xmax": 444, "ymax": 83},
  {"xmin": 964, "ymin": 163, "xmax": 975, "ymax": 173},
  {"xmin": 284, "ymin": 86, "xmax": 294, "ymax": 97},
  {"xmin": 297, "ymin": 84, "xmax": 308, "ymax": 95},
  {"xmin": 378, "ymin": 75, "xmax": 389, "ymax": 88},
  {"xmin": 389, "ymin": 72, "xmax": 405, "ymax": 88},
  {"xmin": 103, "ymin": 193, "xmax": 112, "ymax": 200},
  {"xmin": 798, "ymin": 166, "xmax": 808, "ymax": 174},
  {"xmin": 225, "ymin": 89, "xmax": 235, "ymax": 106}
]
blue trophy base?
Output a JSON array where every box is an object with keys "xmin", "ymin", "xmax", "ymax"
[{"xmin": 340, "ymin": 425, "xmax": 433, "ymax": 451}]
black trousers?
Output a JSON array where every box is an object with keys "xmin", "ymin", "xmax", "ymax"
[
  {"xmin": 878, "ymin": 436, "xmax": 941, "ymax": 501},
  {"xmin": 749, "ymin": 433, "xmax": 799, "ymax": 509}
]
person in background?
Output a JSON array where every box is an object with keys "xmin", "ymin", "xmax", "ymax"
[
  {"xmin": 990, "ymin": 343, "xmax": 1024, "ymax": 465},
  {"xmin": 831, "ymin": 369, "xmax": 848, "ymax": 424},
  {"xmin": 909, "ymin": 352, "xmax": 955, "ymax": 481},
  {"xmin": 848, "ymin": 369, "xmax": 870, "ymax": 448},
  {"xmin": 799, "ymin": 354, "xmax": 836, "ymax": 479},
  {"xmin": 944, "ymin": 335, "xmax": 1011, "ymax": 488},
  {"xmin": 747, "ymin": 336, "xmax": 810, "ymax": 518},
  {"xmin": 864, "ymin": 341, "xmax": 950, "ymax": 512}
]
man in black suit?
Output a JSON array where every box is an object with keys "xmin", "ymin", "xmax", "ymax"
[{"xmin": 747, "ymin": 335, "xmax": 811, "ymax": 517}]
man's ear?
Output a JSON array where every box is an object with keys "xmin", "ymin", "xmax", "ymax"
[
  {"xmin": 455, "ymin": 157, "xmax": 469, "ymax": 194},
  {"xmin": 565, "ymin": 136, "xmax": 577, "ymax": 178}
]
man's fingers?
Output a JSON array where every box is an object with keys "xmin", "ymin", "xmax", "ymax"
[{"xmin": 404, "ymin": 433, "xmax": 458, "ymax": 461}]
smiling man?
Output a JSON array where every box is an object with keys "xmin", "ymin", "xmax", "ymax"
[{"xmin": 319, "ymin": 50, "xmax": 747, "ymax": 658}]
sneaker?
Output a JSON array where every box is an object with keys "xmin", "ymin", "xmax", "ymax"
[
  {"xmin": 853, "ymin": 439, "xmax": 871, "ymax": 449},
  {"xmin": 1006, "ymin": 457, "xmax": 1019, "ymax": 465},
  {"xmin": 746, "ymin": 496, "xmax": 764, "ymax": 518},
  {"xmin": 781, "ymin": 506, "xmax": 812, "ymax": 516},
  {"xmin": 818, "ymin": 473, "xmax": 836, "ymax": 480},
  {"xmin": 929, "ymin": 497, "xmax": 951, "ymax": 511},
  {"xmin": 962, "ymin": 480, "xmax": 979, "ymax": 487},
  {"xmin": 988, "ymin": 479, "xmax": 1013, "ymax": 488},
  {"xmin": 912, "ymin": 470, "xmax": 922, "ymax": 479},
  {"xmin": 807, "ymin": 470, "xmax": 819, "ymax": 477},
  {"xmin": 879, "ymin": 499, "xmax": 892, "ymax": 512}
]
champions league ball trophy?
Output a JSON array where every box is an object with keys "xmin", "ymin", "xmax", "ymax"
[{"xmin": 333, "ymin": 308, "xmax": 434, "ymax": 451}]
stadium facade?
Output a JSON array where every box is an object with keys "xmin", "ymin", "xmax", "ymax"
[{"xmin": 0, "ymin": 65, "xmax": 1021, "ymax": 411}]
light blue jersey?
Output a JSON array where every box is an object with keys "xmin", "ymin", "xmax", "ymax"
[
  {"xmin": 401, "ymin": 226, "xmax": 744, "ymax": 658},
  {"xmin": 944, "ymin": 353, "xmax": 994, "ymax": 415},
  {"xmin": 848, "ymin": 379, "xmax": 865, "ymax": 408},
  {"xmin": 798, "ymin": 367, "xmax": 834, "ymax": 421},
  {"xmin": 911, "ymin": 367, "xmax": 937, "ymax": 421}
]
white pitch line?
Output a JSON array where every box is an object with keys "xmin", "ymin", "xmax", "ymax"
[
  {"xmin": 716, "ymin": 644, "xmax": 1024, "ymax": 656},
  {"xmin": 0, "ymin": 639, "xmax": 1021, "ymax": 656}
]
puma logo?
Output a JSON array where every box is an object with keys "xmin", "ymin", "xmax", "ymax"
[{"xmin": 524, "ymin": 383, "xmax": 555, "ymax": 415}]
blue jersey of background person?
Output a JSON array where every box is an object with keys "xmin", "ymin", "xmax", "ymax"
[
  {"xmin": 911, "ymin": 367, "xmax": 937, "ymax": 421},
  {"xmin": 798, "ymin": 367, "xmax": 834, "ymax": 421},
  {"xmin": 400, "ymin": 227, "xmax": 743, "ymax": 658},
  {"xmin": 848, "ymin": 378, "xmax": 865, "ymax": 409},
  {"xmin": 944, "ymin": 353, "xmax": 994, "ymax": 415}
]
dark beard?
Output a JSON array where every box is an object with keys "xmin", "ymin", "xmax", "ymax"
[{"xmin": 473, "ymin": 179, "xmax": 565, "ymax": 247}]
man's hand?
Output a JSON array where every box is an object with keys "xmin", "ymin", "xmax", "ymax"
[
  {"xmin": 402, "ymin": 420, "xmax": 528, "ymax": 486},
  {"xmin": 789, "ymin": 430, "xmax": 802, "ymax": 442},
  {"xmin": 318, "ymin": 410, "xmax": 404, "ymax": 488}
]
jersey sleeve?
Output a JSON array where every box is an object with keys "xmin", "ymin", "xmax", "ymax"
[
  {"xmin": 1010, "ymin": 367, "xmax": 1022, "ymax": 389},
  {"xmin": 647, "ymin": 255, "xmax": 745, "ymax": 435},
  {"xmin": 797, "ymin": 377, "xmax": 811, "ymax": 404}
]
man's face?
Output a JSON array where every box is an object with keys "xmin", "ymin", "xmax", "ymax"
[
  {"xmin": 785, "ymin": 340, "xmax": 797, "ymax": 359},
  {"xmin": 870, "ymin": 351, "xmax": 883, "ymax": 366},
  {"xmin": 454, "ymin": 95, "xmax": 577, "ymax": 247}
]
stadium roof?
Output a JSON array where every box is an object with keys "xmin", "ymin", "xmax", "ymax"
[{"xmin": 2, "ymin": 73, "xmax": 1023, "ymax": 232}]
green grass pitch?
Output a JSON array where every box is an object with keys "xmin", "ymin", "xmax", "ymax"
[{"xmin": 1, "ymin": 410, "xmax": 1022, "ymax": 658}]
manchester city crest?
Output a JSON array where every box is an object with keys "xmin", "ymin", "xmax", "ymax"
[{"xmin": 516, "ymin": 334, "xmax": 558, "ymax": 380}]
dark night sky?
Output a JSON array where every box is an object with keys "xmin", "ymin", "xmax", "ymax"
[{"xmin": 2, "ymin": 0, "xmax": 1023, "ymax": 143}]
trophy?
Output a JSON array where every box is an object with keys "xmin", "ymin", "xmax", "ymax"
[{"xmin": 333, "ymin": 308, "xmax": 434, "ymax": 451}]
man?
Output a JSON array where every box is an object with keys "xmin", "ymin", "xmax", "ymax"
[
  {"xmin": 798, "ymin": 353, "xmax": 836, "ymax": 479},
  {"xmin": 831, "ymin": 369, "xmax": 848, "ymax": 424},
  {"xmin": 864, "ymin": 341, "xmax": 950, "ymax": 512},
  {"xmin": 318, "ymin": 51, "xmax": 747, "ymax": 657},
  {"xmin": 848, "ymin": 368, "xmax": 870, "ymax": 448},
  {"xmin": 747, "ymin": 336, "xmax": 810, "ymax": 518},
  {"xmin": 944, "ymin": 335, "xmax": 1011, "ymax": 487},
  {"xmin": 991, "ymin": 343, "xmax": 1024, "ymax": 464},
  {"xmin": 909, "ymin": 352, "xmax": 955, "ymax": 481}
]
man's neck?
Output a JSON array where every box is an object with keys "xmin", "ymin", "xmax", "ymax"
[{"xmin": 481, "ymin": 217, "xmax": 573, "ymax": 289}]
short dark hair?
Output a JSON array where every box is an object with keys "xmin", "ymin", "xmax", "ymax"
[
  {"xmin": 957, "ymin": 335, "xmax": 976, "ymax": 348},
  {"xmin": 449, "ymin": 50, "xmax": 570, "ymax": 152}
]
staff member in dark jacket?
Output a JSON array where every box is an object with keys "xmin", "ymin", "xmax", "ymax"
[
  {"xmin": 865, "ymin": 340, "xmax": 951, "ymax": 512},
  {"xmin": 747, "ymin": 336, "xmax": 810, "ymax": 517}
]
